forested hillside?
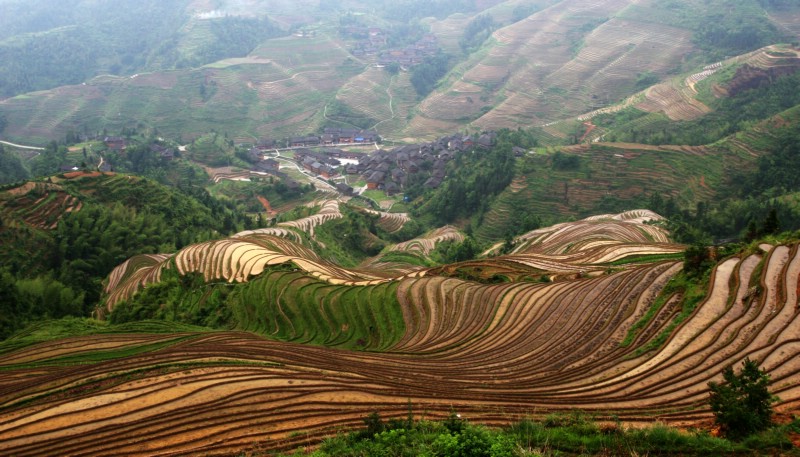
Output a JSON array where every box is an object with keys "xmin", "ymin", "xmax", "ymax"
[
  {"xmin": 0, "ymin": 172, "xmax": 251, "ymax": 338},
  {"xmin": 0, "ymin": 0, "xmax": 287, "ymax": 99}
]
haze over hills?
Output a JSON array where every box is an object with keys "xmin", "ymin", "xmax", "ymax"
[
  {"xmin": 3, "ymin": 0, "xmax": 800, "ymax": 455},
  {"xmin": 0, "ymin": 0, "xmax": 798, "ymax": 144}
]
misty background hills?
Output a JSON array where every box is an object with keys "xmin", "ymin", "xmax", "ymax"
[{"xmin": 0, "ymin": 0, "xmax": 797, "ymax": 144}]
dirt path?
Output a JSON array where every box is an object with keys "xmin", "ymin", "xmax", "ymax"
[
  {"xmin": 371, "ymin": 74, "xmax": 397, "ymax": 131},
  {"xmin": 0, "ymin": 140, "xmax": 44, "ymax": 151}
]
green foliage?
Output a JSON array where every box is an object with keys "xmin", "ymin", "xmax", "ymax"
[
  {"xmin": 683, "ymin": 243, "xmax": 714, "ymax": 277},
  {"xmin": 0, "ymin": 270, "xmax": 84, "ymax": 340},
  {"xmin": 433, "ymin": 236, "xmax": 479, "ymax": 264},
  {"xmin": 692, "ymin": 5, "xmax": 783, "ymax": 59},
  {"xmin": 410, "ymin": 53, "xmax": 453, "ymax": 98},
  {"xmin": 606, "ymin": 69, "xmax": 800, "ymax": 146},
  {"xmin": 551, "ymin": 151, "xmax": 581, "ymax": 170},
  {"xmin": 0, "ymin": 0, "xmax": 192, "ymax": 97},
  {"xmin": 649, "ymin": 120, "xmax": 800, "ymax": 243},
  {"xmin": 183, "ymin": 16, "xmax": 284, "ymax": 68},
  {"xmin": 414, "ymin": 132, "xmax": 521, "ymax": 227},
  {"xmin": 709, "ymin": 358, "xmax": 776, "ymax": 440},
  {"xmin": 285, "ymin": 412, "xmax": 800, "ymax": 456},
  {"xmin": 748, "ymin": 121, "xmax": 800, "ymax": 197},
  {"xmin": 381, "ymin": 218, "xmax": 424, "ymax": 243},
  {"xmin": 0, "ymin": 145, "xmax": 30, "ymax": 185},
  {"xmin": 314, "ymin": 205, "xmax": 386, "ymax": 266},
  {"xmin": 0, "ymin": 1, "xmax": 288, "ymax": 98},
  {"xmin": 0, "ymin": 173, "xmax": 245, "ymax": 340},
  {"xmin": 323, "ymin": 99, "xmax": 379, "ymax": 131},
  {"xmin": 459, "ymin": 14, "xmax": 495, "ymax": 54},
  {"xmin": 30, "ymin": 141, "xmax": 68, "ymax": 178}
]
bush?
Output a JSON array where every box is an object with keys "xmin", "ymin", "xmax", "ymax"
[{"xmin": 708, "ymin": 358, "xmax": 776, "ymax": 440}]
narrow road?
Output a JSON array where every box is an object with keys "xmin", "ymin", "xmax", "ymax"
[{"xmin": 0, "ymin": 140, "xmax": 45, "ymax": 151}]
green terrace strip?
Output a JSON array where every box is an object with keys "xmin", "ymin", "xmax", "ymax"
[
  {"xmin": 0, "ymin": 318, "xmax": 213, "ymax": 355},
  {"xmin": 0, "ymin": 334, "xmax": 200, "ymax": 370},
  {"xmin": 608, "ymin": 252, "xmax": 686, "ymax": 266},
  {"xmin": 231, "ymin": 272, "xmax": 405, "ymax": 351}
]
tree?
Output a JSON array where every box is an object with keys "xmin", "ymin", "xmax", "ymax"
[
  {"xmin": 762, "ymin": 207, "xmax": 779, "ymax": 236},
  {"xmin": 708, "ymin": 358, "xmax": 776, "ymax": 439},
  {"xmin": 683, "ymin": 243, "xmax": 712, "ymax": 277}
]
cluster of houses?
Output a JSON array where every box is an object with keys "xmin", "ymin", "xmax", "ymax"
[
  {"xmin": 294, "ymin": 149, "xmax": 349, "ymax": 179},
  {"xmin": 289, "ymin": 128, "xmax": 380, "ymax": 148},
  {"xmin": 353, "ymin": 131, "xmax": 498, "ymax": 195},
  {"xmin": 244, "ymin": 130, "xmax": 500, "ymax": 198},
  {"xmin": 377, "ymin": 34, "xmax": 439, "ymax": 67},
  {"xmin": 103, "ymin": 136, "xmax": 127, "ymax": 152},
  {"xmin": 341, "ymin": 25, "xmax": 440, "ymax": 67},
  {"xmin": 244, "ymin": 129, "xmax": 381, "ymax": 153}
]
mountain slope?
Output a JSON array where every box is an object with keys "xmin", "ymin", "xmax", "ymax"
[{"xmin": 2, "ymin": 0, "xmax": 795, "ymax": 144}]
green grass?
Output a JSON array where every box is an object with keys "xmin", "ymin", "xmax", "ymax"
[
  {"xmin": 609, "ymin": 252, "xmax": 685, "ymax": 266},
  {"xmin": 226, "ymin": 269, "xmax": 406, "ymax": 351},
  {"xmin": 625, "ymin": 269, "xmax": 711, "ymax": 356},
  {"xmin": 362, "ymin": 189, "xmax": 402, "ymax": 203}
]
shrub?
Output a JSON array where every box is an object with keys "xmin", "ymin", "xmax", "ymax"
[{"xmin": 708, "ymin": 358, "xmax": 777, "ymax": 440}]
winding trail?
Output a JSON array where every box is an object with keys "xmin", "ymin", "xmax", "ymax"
[
  {"xmin": 0, "ymin": 140, "xmax": 44, "ymax": 151},
  {"xmin": 371, "ymin": 74, "xmax": 398, "ymax": 131}
]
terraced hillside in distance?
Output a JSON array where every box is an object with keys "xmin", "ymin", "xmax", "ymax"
[
  {"xmin": 1, "ymin": 210, "xmax": 799, "ymax": 456},
  {"xmin": 564, "ymin": 45, "xmax": 800, "ymax": 144},
  {"xmin": 3, "ymin": 0, "xmax": 796, "ymax": 145},
  {"xmin": 472, "ymin": 138, "xmax": 753, "ymax": 244},
  {"xmin": 406, "ymin": 0, "xmax": 696, "ymax": 137}
]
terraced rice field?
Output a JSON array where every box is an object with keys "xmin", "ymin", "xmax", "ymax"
[
  {"xmin": 2, "ymin": 210, "xmax": 800, "ymax": 456},
  {"xmin": 389, "ymin": 225, "xmax": 465, "ymax": 255},
  {"xmin": 0, "ymin": 182, "xmax": 82, "ymax": 230},
  {"xmin": 277, "ymin": 200, "xmax": 342, "ymax": 237},
  {"xmin": 363, "ymin": 209, "xmax": 410, "ymax": 233},
  {"xmin": 0, "ymin": 30, "xmax": 368, "ymax": 143},
  {"xmin": 406, "ymin": 0, "xmax": 697, "ymax": 137}
]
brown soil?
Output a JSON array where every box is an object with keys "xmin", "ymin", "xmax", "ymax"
[
  {"xmin": 725, "ymin": 64, "xmax": 800, "ymax": 98},
  {"xmin": 256, "ymin": 196, "xmax": 276, "ymax": 215}
]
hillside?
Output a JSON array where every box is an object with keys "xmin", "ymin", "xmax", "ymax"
[
  {"xmin": 1, "ymin": 211, "xmax": 799, "ymax": 455},
  {"xmin": 2, "ymin": 0, "xmax": 797, "ymax": 145},
  {"xmin": 0, "ymin": 171, "xmax": 253, "ymax": 338}
]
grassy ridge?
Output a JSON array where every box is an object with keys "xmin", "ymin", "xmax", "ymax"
[
  {"xmin": 111, "ymin": 265, "xmax": 407, "ymax": 352},
  {"xmin": 231, "ymin": 271, "xmax": 405, "ymax": 351}
]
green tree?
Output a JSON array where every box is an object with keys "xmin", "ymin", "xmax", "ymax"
[
  {"xmin": 683, "ymin": 243, "xmax": 712, "ymax": 277},
  {"xmin": 708, "ymin": 358, "xmax": 776, "ymax": 440},
  {"xmin": 762, "ymin": 207, "xmax": 779, "ymax": 236}
]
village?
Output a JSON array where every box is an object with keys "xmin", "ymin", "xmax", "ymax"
[
  {"xmin": 64, "ymin": 128, "xmax": 508, "ymax": 204},
  {"xmin": 340, "ymin": 25, "xmax": 440, "ymax": 67},
  {"xmin": 246, "ymin": 129, "xmax": 502, "ymax": 201}
]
